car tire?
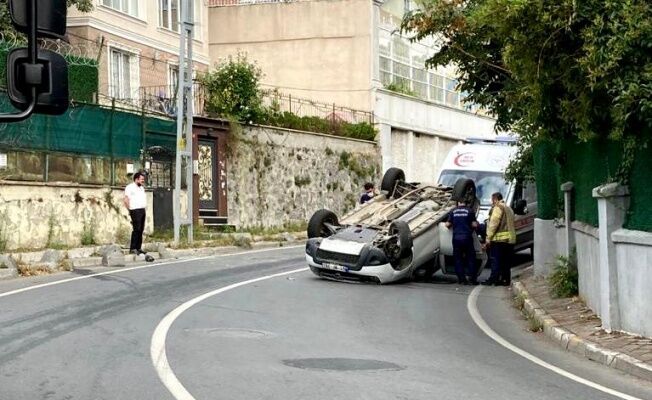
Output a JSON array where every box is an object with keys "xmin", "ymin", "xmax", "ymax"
[
  {"xmin": 381, "ymin": 167, "xmax": 406, "ymax": 199},
  {"xmin": 388, "ymin": 220, "xmax": 412, "ymax": 257},
  {"xmin": 307, "ymin": 209, "xmax": 339, "ymax": 238},
  {"xmin": 411, "ymin": 261, "xmax": 436, "ymax": 282},
  {"xmin": 451, "ymin": 178, "xmax": 477, "ymax": 204}
]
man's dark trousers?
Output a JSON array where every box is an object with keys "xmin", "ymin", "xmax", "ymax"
[
  {"xmin": 453, "ymin": 238, "xmax": 477, "ymax": 283},
  {"xmin": 129, "ymin": 208, "xmax": 146, "ymax": 252},
  {"xmin": 489, "ymin": 241, "xmax": 513, "ymax": 284}
]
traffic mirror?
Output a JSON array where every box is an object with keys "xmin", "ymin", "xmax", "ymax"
[
  {"xmin": 9, "ymin": 0, "xmax": 67, "ymax": 39},
  {"xmin": 6, "ymin": 48, "xmax": 69, "ymax": 115}
]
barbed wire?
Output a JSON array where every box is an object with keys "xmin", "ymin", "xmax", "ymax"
[
  {"xmin": 0, "ymin": 33, "xmax": 99, "ymax": 66},
  {"xmin": 38, "ymin": 38, "xmax": 100, "ymax": 65}
]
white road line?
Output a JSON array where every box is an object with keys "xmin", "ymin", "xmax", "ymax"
[
  {"xmin": 0, "ymin": 245, "xmax": 303, "ymax": 299},
  {"xmin": 150, "ymin": 267, "xmax": 309, "ymax": 400},
  {"xmin": 467, "ymin": 286, "xmax": 643, "ymax": 400}
]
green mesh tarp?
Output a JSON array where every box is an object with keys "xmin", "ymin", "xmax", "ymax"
[
  {"xmin": 534, "ymin": 137, "xmax": 652, "ymax": 232},
  {"xmin": 0, "ymin": 95, "xmax": 177, "ymax": 159}
]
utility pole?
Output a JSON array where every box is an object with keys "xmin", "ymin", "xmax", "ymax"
[{"xmin": 173, "ymin": 0, "xmax": 195, "ymax": 245}]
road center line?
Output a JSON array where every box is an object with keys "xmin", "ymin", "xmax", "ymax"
[
  {"xmin": 467, "ymin": 286, "xmax": 643, "ymax": 400},
  {"xmin": 0, "ymin": 245, "xmax": 303, "ymax": 299},
  {"xmin": 150, "ymin": 267, "xmax": 309, "ymax": 400}
]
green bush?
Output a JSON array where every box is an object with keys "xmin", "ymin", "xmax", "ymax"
[
  {"xmin": 200, "ymin": 53, "xmax": 265, "ymax": 123},
  {"xmin": 261, "ymin": 111, "xmax": 376, "ymax": 141},
  {"xmin": 548, "ymin": 254, "xmax": 579, "ymax": 298}
]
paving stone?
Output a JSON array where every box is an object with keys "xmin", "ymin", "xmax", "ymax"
[{"xmin": 519, "ymin": 270, "xmax": 652, "ymax": 382}]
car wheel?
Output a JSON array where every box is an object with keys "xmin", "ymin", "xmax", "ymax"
[
  {"xmin": 385, "ymin": 220, "xmax": 413, "ymax": 263},
  {"xmin": 451, "ymin": 178, "xmax": 477, "ymax": 205},
  {"xmin": 381, "ymin": 167, "xmax": 406, "ymax": 199},
  {"xmin": 411, "ymin": 261, "xmax": 436, "ymax": 282},
  {"xmin": 307, "ymin": 209, "xmax": 339, "ymax": 238}
]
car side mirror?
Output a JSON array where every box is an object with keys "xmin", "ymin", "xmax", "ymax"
[{"xmin": 514, "ymin": 199, "xmax": 528, "ymax": 215}]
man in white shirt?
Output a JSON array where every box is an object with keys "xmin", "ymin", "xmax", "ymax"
[{"xmin": 123, "ymin": 172, "xmax": 151, "ymax": 260}]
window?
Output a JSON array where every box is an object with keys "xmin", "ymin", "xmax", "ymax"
[
  {"xmin": 102, "ymin": 0, "xmax": 138, "ymax": 17},
  {"xmin": 429, "ymin": 73, "xmax": 444, "ymax": 103},
  {"xmin": 168, "ymin": 65, "xmax": 179, "ymax": 95},
  {"xmin": 445, "ymin": 77, "xmax": 460, "ymax": 107},
  {"xmin": 159, "ymin": 0, "xmax": 180, "ymax": 32},
  {"xmin": 159, "ymin": 0, "xmax": 201, "ymax": 38},
  {"xmin": 109, "ymin": 49, "xmax": 137, "ymax": 100}
]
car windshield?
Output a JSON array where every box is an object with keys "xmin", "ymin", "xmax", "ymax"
[{"xmin": 438, "ymin": 169, "xmax": 510, "ymax": 206}]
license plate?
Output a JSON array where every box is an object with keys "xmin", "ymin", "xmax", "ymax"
[{"xmin": 322, "ymin": 263, "xmax": 349, "ymax": 272}]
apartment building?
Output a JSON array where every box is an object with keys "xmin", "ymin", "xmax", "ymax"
[
  {"xmin": 66, "ymin": 0, "xmax": 211, "ymax": 106},
  {"xmin": 208, "ymin": 0, "xmax": 498, "ymax": 182}
]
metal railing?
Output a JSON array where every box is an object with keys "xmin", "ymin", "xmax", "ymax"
[
  {"xmin": 136, "ymin": 83, "xmax": 206, "ymax": 117},
  {"xmin": 208, "ymin": 0, "xmax": 305, "ymax": 6},
  {"xmin": 261, "ymin": 90, "xmax": 374, "ymax": 125}
]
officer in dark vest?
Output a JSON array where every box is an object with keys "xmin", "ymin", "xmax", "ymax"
[{"xmin": 446, "ymin": 200, "xmax": 479, "ymax": 285}]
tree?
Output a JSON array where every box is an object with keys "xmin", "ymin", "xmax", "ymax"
[
  {"xmin": 401, "ymin": 0, "xmax": 652, "ymax": 182},
  {"xmin": 1, "ymin": 0, "xmax": 93, "ymax": 40}
]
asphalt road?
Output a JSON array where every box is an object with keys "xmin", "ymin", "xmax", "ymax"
[{"xmin": 0, "ymin": 246, "xmax": 650, "ymax": 400}]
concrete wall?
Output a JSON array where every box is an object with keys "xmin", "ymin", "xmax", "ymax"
[
  {"xmin": 208, "ymin": 0, "xmax": 374, "ymax": 111},
  {"xmin": 0, "ymin": 181, "xmax": 191, "ymax": 250},
  {"xmin": 536, "ymin": 187, "xmax": 652, "ymax": 337},
  {"xmin": 383, "ymin": 128, "xmax": 461, "ymax": 183},
  {"xmin": 0, "ymin": 183, "xmax": 151, "ymax": 250},
  {"xmin": 227, "ymin": 125, "xmax": 380, "ymax": 228},
  {"xmin": 613, "ymin": 230, "xmax": 652, "ymax": 337},
  {"xmin": 573, "ymin": 222, "xmax": 601, "ymax": 316},
  {"xmin": 375, "ymin": 89, "xmax": 496, "ymax": 141}
]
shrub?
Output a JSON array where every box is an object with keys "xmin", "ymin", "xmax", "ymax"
[
  {"xmin": 548, "ymin": 254, "xmax": 579, "ymax": 298},
  {"xmin": 199, "ymin": 53, "xmax": 265, "ymax": 123},
  {"xmin": 81, "ymin": 219, "xmax": 97, "ymax": 246}
]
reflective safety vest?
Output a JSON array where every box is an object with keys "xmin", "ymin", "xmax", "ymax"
[{"xmin": 487, "ymin": 201, "xmax": 516, "ymax": 244}]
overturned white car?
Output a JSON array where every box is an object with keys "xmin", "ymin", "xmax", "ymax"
[{"xmin": 305, "ymin": 168, "xmax": 487, "ymax": 284}]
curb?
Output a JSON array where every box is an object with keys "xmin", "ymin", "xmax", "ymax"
[{"xmin": 512, "ymin": 281, "xmax": 652, "ymax": 382}]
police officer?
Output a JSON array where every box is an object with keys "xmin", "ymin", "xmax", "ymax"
[{"xmin": 446, "ymin": 200, "xmax": 479, "ymax": 285}]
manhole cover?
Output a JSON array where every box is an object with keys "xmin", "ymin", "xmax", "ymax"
[{"xmin": 282, "ymin": 358, "xmax": 403, "ymax": 371}]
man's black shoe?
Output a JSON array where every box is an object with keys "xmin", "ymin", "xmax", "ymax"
[
  {"xmin": 481, "ymin": 280, "xmax": 496, "ymax": 286},
  {"xmin": 469, "ymin": 280, "xmax": 479, "ymax": 286}
]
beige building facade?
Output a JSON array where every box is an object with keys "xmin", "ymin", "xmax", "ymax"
[
  {"xmin": 67, "ymin": 0, "xmax": 211, "ymax": 105},
  {"xmin": 208, "ymin": 0, "xmax": 498, "ymax": 183}
]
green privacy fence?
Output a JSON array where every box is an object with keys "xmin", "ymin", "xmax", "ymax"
[
  {"xmin": 534, "ymin": 138, "xmax": 652, "ymax": 232},
  {"xmin": 0, "ymin": 94, "xmax": 178, "ymax": 186}
]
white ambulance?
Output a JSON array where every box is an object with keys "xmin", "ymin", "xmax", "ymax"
[{"xmin": 436, "ymin": 137, "xmax": 536, "ymax": 256}]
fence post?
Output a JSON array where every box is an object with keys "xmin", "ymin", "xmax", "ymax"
[
  {"xmin": 141, "ymin": 104, "xmax": 146, "ymax": 171},
  {"xmin": 110, "ymin": 98, "xmax": 116, "ymax": 186}
]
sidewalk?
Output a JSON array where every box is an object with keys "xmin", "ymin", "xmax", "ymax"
[
  {"xmin": 513, "ymin": 267, "xmax": 652, "ymax": 382},
  {"xmin": 0, "ymin": 231, "xmax": 308, "ymax": 278}
]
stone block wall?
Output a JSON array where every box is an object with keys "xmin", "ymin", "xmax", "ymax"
[{"xmin": 227, "ymin": 125, "xmax": 380, "ymax": 228}]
